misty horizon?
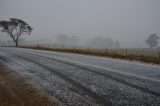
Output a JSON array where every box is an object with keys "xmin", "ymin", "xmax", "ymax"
[{"xmin": 0, "ymin": 0, "xmax": 160, "ymax": 48}]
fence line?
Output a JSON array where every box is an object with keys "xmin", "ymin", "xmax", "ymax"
[{"xmin": 22, "ymin": 44, "xmax": 160, "ymax": 57}]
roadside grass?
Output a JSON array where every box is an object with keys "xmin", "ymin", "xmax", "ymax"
[{"xmin": 18, "ymin": 46, "xmax": 160, "ymax": 64}]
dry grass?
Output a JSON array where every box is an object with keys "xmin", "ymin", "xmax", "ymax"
[{"xmin": 18, "ymin": 46, "xmax": 160, "ymax": 64}]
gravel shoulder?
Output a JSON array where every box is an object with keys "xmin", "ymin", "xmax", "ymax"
[{"xmin": 0, "ymin": 62, "xmax": 63, "ymax": 106}]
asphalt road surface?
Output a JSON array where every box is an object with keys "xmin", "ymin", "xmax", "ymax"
[{"xmin": 0, "ymin": 47, "xmax": 160, "ymax": 106}]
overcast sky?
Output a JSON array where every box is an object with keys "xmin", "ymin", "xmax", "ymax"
[{"xmin": 0, "ymin": 0, "xmax": 160, "ymax": 47}]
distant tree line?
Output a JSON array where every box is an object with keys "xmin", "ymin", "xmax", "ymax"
[
  {"xmin": 56, "ymin": 34, "xmax": 79, "ymax": 46},
  {"xmin": 55, "ymin": 33, "xmax": 160, "ymax": 49},
  {"xmin": 56, "ymin": 34, "xmax": 120, "ymax": 49},
  {"xmin": 0, "ymin": 18, "xmax": 159, "ymax": 49},
  {"xmin": 86, "ymin": 37, "xmax": 120, "ymax": 49}
]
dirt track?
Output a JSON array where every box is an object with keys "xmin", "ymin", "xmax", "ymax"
[{"xmin": 0, "ymin": 63, "xmax": 62, "ymax": 106}]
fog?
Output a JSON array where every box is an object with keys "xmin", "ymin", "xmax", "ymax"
[{"xmin": 0, "ymin": 0, "xmax": 160, "ymax": 48}]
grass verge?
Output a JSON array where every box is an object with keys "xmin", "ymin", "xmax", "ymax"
[{"xmin": 19, "ymin": 46, "xmax": 160, "ymax": 64}]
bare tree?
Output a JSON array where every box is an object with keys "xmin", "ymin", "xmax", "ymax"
[
  {"xmin": 145, "ymin": 33, "xmax": 159, "ymax": 48},
  {"xmin": 0, "ymin": 18, "xmax": 33, "ymax": 46}
]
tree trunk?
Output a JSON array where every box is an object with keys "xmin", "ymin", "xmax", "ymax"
[{"xmin": 15, "ymin": 40, "xmax": 18, "ymax": 47}]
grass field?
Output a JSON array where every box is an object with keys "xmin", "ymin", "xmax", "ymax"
[{"xmin": 18, "ymin": 45, "xmax": 160, "ymax": 64}]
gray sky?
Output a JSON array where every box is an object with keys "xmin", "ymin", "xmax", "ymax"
[{"xmin": 0, "ymin": 0, "xmax": 160, "ymax": 48}]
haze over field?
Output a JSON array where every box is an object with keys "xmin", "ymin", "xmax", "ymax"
[
  {"xmin": 0, "ymin": 0, "xmax": 160, "ymax": 48},
  {"xmin": 1, "ymin": 1, "xmax": 160, "ymax": 105}
]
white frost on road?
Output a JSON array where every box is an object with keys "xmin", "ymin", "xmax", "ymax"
[{"xmin": 0, "ymin": 47, "xmax": 160, "ymax": 106}]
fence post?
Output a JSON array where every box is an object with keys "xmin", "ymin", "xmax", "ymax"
[
  {"xmin": 126, "ymin": 48, "xmax": 127, "ymax": 56},
  {"xmin": 158, "ymin": 50, "xmax": 160, "ymax": 58},
  {"xmin": 158, "ymin": 52, "xmax": 160, "ymax": 58},
  {"xmin": 88, "ymin": 47, "xmax": 90, "ymax": 53},
  {"xmin": 73, "ymin": 46, "xmax": 75, "ymax": 52},
  {"xmin": 106, "ymin": 48, "xmax": 108, "ymax": 55}
]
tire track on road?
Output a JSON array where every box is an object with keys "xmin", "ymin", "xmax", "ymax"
[
  {"xmin": 27, "ymin": 52, "xmax": 160, "ymax": 98},
  {"xmin": 8, "ymin": 51, "xmax": 112, "ymax": 106}
]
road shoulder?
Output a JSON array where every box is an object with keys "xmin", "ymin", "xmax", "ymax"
[{"xmin": 0, "ymin": 62, "xmax": 63, "ymax": 106}]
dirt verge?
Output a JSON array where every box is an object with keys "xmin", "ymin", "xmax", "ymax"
[{"xmin": 0, "ymin": 63, "xmax": 63, "ymax": 106}]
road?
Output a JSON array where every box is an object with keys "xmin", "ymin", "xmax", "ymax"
[{"xmin": 0, "ymin": 47, "xmax": 160, "ymax": 106}]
